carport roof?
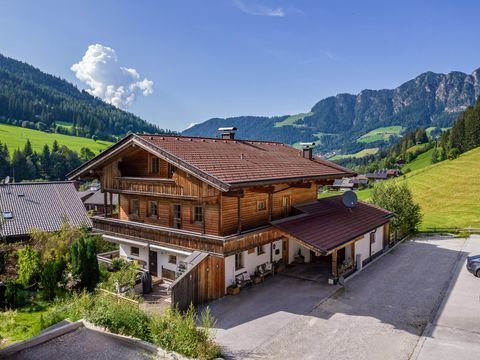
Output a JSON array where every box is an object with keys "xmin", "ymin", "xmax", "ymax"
[{"xmin": 272, "ymin": 196, "xmax": 394, "ymax": 254}]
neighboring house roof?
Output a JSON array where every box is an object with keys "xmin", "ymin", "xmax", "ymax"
[
  {"xmin": 272, "ymin": 196, "xmax": 393, "ymax": 254},
  {"xmin": 365, "ymin": 171, "xmax": 389, "ymax": 180},
  {"xmin": 351, "ymin": 178, "xmax": 369, "ymax": 185},
  {"xmin": 67, "ymin": 134, "xmax": 355, "ymax": 191},
  {"xmin": 77, "ymin": 189, "xmax": 95, "ymax": 201},
  {"xmin": 0, "ymin": 182, "xmax": 91, "ymax": 238},
  {"xmin": 332, "ymin": 178, "xmax": 354, "ymax": 188},
  {"xmin": 83, "ymin": 191, "xmax": 119, "ymax": 206}
]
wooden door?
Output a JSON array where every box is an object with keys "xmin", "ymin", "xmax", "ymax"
[
  {"xmin": 282, "ymin": 238, "xmax": 289, "ymax": 264},
  {"xmin": 149, "ymin": 250, "xmax": 158, "ymax": 277}
]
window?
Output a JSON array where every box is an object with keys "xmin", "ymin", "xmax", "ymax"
[
  {"xmin": 257, "ymin": 199, "xmax": 267, "ymax": 211},
  {"xmin": 173, "ymin": 204, "xmax": 181, "ymax": 229},
  {"xmin": 168, "ymin": 163, "xmax": 177, "ymax": 178},
  {"xmin": 150, "ymin": 157, "xmax": 159, "ymax": 174},
  {"xmin": 2, "ymin": 211, "xmax": 13, "ymax": 220},
  {"xmin": 235, "ymin": 252, "xmax": 244, "ymax": 270},
  {"xmin": 130, "ymin": 246, "xmax": 140, "ymax": 257},
  {"xmin": 194, "ymin": 206, "xmax": 204, "ymax": 223},
  {"xmin": 370, "ymin": 231, "xmax": 376, "ymax": 244},
  {"xmin": 168, "ymin": 255, "xmax": 177, "ymax": 264},
  {"xmin": 282, "ymin": 196, "xmax": 290, "ymax": 217},
  {"xmin": 149, "ymin": 201, "xmax": 158, "ymax": 217},
  {"xmin": 130, "ymin": 199, "xmax": 140, "ymax": 216},
  {"xmin": 257, "ymin": 246, "xmax": 265, "ymax": 255}
]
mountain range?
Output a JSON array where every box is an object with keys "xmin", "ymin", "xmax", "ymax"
[{"xmin": 183, "ymin": 69, "xmax": 480, "ymax": 154}]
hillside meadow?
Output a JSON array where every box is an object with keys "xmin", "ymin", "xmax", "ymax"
[
  {"xmin": 359, "ymin": 147, "xmax": 480, "ymax": 230},
  {"xmin": 0, "ymin": 123, "xmax": 112, "ymax": 155}
]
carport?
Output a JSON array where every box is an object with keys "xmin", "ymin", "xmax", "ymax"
[{"xmin": 271, "ymin": 197, "xmax": 394, "ymax": 282}]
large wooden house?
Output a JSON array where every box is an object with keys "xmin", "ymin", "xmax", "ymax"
[{"xmin": 67, "ymin": 130, "xmax": 393, "ymax": 308}]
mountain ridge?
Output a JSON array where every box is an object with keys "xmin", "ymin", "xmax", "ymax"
[{"xmin": 183, "ymin": 68, "xmax": 480, "ymax": 154}]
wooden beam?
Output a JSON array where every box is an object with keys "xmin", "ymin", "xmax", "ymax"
[
  {"xmin": 249, "ymin": 186, "xmax": 275, "ymax": 194},
  {"xmin": 222, "ymin": 190, "xmax": 244, "ymax": 198},
  {"xmin": 289, "ymin": 182, "xmax": 312, "ymax": 189},
  {"xmin": 268, "ymin": 192, "xmax": 273, "ymax": 222},
  {"xmin": 104, "ymin": 191, "xmax": 108, "ymax": 218}
]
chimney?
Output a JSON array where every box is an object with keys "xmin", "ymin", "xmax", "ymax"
[
  {"xmin": 218, "ymin": 127, "xmax": 237, "ymax": 140},
  {"xmin": 300, "ymin": 142, "xmax": 315, "ymax": 160}
]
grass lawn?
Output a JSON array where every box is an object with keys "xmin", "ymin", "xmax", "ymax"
[
  {"xmin": 0, "ymin": 123, "xmax": 113, "ymax": 155},
  {"xmin": 403, "ymin": 148, "xmax": 434, "ymax": 172},
  {"xmin": 358, "ymin": 147, "xmax": 480, "ymax": 231},
  {"xmin": 274, "ymin": 112, "xmax": 313, "ymax": 128},
  {"xmin": 0, "ymin": 300, "xmax": 51, "ymax": 348},
  {"xmin": 330, "ymin": 147, "xmax": 379, "ymax": 160},
  {"xmin": 357, "ymin": 126, "xmax": 403, "ymax": 144}
]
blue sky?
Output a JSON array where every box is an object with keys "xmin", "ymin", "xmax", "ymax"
[{"xmin": 1, "ymin": 0, "xmax": 479, "ymax": 131}]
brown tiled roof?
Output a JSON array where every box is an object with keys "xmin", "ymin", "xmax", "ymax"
[
  {"xmin": 67, "ymin": 134, "xmax": 354, "ymax": 191},
  {"xmin": 138, "ymin": 135, "xmax": 353, "ymax": 186},
  {"xmin": 272, "ymin": 196, "xmax": 393, "ymax": 254},
  {"xmin": 0, "ymin": 182, "xmax": 91, "ymax": 238}
]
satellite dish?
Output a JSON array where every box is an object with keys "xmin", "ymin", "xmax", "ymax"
[
  {"xmin": 342, "ymin": 190, "xmax": 358, "ymax": 208},
  {"xmin": 4, "ymin": 176, "xmax": 10, "ymax": 184}
]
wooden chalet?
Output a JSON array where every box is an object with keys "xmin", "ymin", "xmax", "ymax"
[{"xmin": 67, "ymin": 130, "xmax": 393, "ymax": 309}]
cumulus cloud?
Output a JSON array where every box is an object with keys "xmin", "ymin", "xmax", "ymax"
[
  {"xmin": 71, "ymin": 44, "xmax": 153, "ymax": 108},
  {"xmin": 233, "ymin": 0, "xmax": 285, "ymax": 17}
]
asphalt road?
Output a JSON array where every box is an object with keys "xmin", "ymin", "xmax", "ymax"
[{"xmin": 209, "ymin": 235, "xmax": 468, "ymax": 359}]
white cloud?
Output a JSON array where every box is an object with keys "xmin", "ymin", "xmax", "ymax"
[
  {"xmin": 233, "ymin": 0, "xmax": 285, "ymax": 17},
  {"xmin": 71, "ymin": 44, "xmax": 153, "ymax": 108}
]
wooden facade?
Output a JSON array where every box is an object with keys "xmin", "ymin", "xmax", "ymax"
[
  {"xmin": 81, "ymin": 139, "xmax": 343, "ymax": 306},
  {"xmin": 171, "ymin": 255, "xmax": 225, "ymax": 310}
]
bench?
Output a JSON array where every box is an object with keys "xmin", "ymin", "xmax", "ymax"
[
  {"xmin": 235, "ymin": 271, "xmax": 253, "ymax": 288},
  {"xmin": 255, "ymin": 262, "xmax": 273, "ymax": 281}
]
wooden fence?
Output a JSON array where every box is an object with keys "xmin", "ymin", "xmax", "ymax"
[{"xmin": 96, "ymin": 288, "xmax": 140, "ymax": 308}]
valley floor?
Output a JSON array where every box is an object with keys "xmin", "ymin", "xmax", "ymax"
[{"xmin": 208, "ymin": 235, "xmax": 477, "ymax": 359}]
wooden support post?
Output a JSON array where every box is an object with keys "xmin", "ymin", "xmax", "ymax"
[
  {"xmin": 109, "ymin": 192, "xmax": 113, "ymax": 217},
  {"xmin": 104, "ymin": 191, "xmax": 108, "ymax": 218},
  {"xmin": 331, "ymin": 250, "xmax": 338, "ymax": 279},
  {"xmin": 351, "ymin": 243, "xmax": 356, "ymax": 270}
]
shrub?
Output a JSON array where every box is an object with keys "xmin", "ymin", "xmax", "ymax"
[
  {"xmin": 71, "ymin": 236, "xmax": 100, "ymax": 291},
  {"xmin": 371, "ymin": 182, "xmax": 422, "ymax": 235},
  {"xmin": 4, "ymin": 281, "xmax": 28, "ymax": 309},
  {"xmin": 111, "ymin": 257, "xmax": 129, "ymax": 271},
  {"xmin": 40, "ymin": 256, "xmax": 66, "ymax": 300},
  {"xmin": 16, "ymin": 245, "xmax": 41, "ymax": 287},
  {"xmin": 100, "ymin": 261, "xmax": 139, "ymax": 293}
]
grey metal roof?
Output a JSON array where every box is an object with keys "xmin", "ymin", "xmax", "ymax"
[
  {"xmin": 0, "ymin": 182, "xmax": 92, "ymax": 238},
  {"xmin": 83, "ymin": 191, "xmax": 119, "ymax": 206}
]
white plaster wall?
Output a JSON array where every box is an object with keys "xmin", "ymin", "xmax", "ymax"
[
  {"xmin": 225, "ymin": 255, "xmax": 236, "ymax": 290},
  {"xmin": 224, "ymin": 240, "xmax": 284, "ymax": 292},
  {"xmin": 371, "ymin": 226, "xmax": 384, "ymax": 255},
  {"xmin": 119, "ymin": 243, "xmax": 148, "ymax": 265},
  {"xmin": 289, "ymin": 240, "xmax": 311, "ymax": 263},
  {"xmin": 354, "ymin": 235, "xmax": 370, "ymax": 265},
  {"xmin": 157, "ymin": 251, "xmax": 187, "ymax": 274}
]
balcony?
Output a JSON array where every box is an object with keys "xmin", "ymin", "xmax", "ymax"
[{"xmin": 106, "ymin": 177, "xmax": 199, "ymax": 200}]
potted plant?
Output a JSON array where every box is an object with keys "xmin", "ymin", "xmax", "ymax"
[{"xmin": 227, "ymin": 281, "xmax": 240, "ymax": 295}]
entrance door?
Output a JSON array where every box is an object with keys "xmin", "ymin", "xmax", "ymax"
[
  {"xmin": 149, "ymin": 250, "xmax": 158, "ymax": 277},
  {"xmin": 282, "ymin": 238, "xmax": 289, "ymax": 264}
]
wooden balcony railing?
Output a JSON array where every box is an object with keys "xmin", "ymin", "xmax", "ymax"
[{"xmin": 106, "ymin": 177, "xmax": 199, "ymax": 200}]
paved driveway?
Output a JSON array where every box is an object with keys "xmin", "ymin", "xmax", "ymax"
[
  {"xmin": 414, "ymin": 235, "xmax": 480, "ymax": 360},
  {"xmin": 207, "ymin": 235, "xmax": 468, "ymax": 359}
]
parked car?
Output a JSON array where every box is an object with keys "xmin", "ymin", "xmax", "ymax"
[{"xmin": 466, "ymin": 255, "xmax": 480, "ymax": 277}]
